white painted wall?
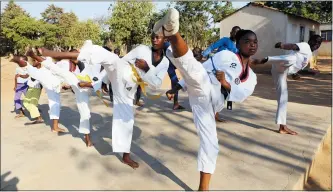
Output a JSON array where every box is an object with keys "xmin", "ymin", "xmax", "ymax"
[
  {"xmin": 287, "ymin": 16, "xmax": 320, "ymax": 43},
  {"xmin": 219, "ymin": 5, "xmax": 321, "ymax": 72},
  {"xmin": 318, "ymin": 23, "xmax": 332, "ymax": 56},
  {"xmin": 219, "ymin": 5, "xmax": 288, "ymax": 58}
]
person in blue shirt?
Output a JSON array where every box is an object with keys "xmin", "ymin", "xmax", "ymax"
[
  {"xmin": 202, "ymin": 26, "xmax": 241, "ymax": 58},
  {"xmin": 164, "ymin": 41, "xmax": 185, "ymax": 110}
]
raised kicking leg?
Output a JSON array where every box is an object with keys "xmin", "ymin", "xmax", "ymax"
[
  {"xmin": 27, "ymin": 50, "xmax": 93, "ymax": 144},
  {"xmin": 154, "ymin": 8, "xmax": 219, "ymax": 190}
]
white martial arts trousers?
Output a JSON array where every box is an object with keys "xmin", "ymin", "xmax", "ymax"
[
  {"xmin": 268, "ymin": 55, "xmax": 295, "ymax": 125},
  {"xmin": 42, "ymin": 59, "xmax": 91, "ymax": 134},
  {"xmin": 45, "ymin": 88, "xmax": 61, "ymax": 120},
  {"xmin": 78, "ymin": 44, "xmax": 138, "ymax": 153},
  {"xmin": 167, "ymin": 49, "xmax": 219, "ymax": 174},
  {"xmin": 26, "ymin": 64, "xmax": 62, "ymax": 120},
  {"xmin": 102, "ymin": 60, "xmax": 136, "ymax": 153}
]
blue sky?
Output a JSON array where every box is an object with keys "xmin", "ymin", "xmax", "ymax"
[{"xmin": 1, "ymin": 1, "xmax": 248, "ymax": 21}]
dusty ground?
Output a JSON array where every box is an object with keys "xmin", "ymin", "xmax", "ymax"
[{"xmin": 1, "ymin": 56, "xmax": 331, "ymax": 190}]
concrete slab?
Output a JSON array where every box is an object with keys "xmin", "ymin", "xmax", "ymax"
[
  {"xmin": 1, "ymin": 86, "xmax": 330, "ymax": 190},
  {"xmin": 1, "ymin": 56, "xmax": 331, "ymax": 190}
]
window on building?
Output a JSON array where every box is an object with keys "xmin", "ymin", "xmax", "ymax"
[
  {"xmin": 300, "ymin": 26, "xmax": 305, "ymax": 42},
  {"xmin": 321, "ymin": 30, "xmax": 332, "ymax": 42}
]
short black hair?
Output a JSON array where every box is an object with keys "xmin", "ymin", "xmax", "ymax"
[
  {"xmin": 232, "ymin": 26, "xmax": 241, "ymax": 31},
  {"xmin": 309, "ymin": 34, "xmax": 322, "ymax": 43},
  {"xmin": 235, "ymin": 29, "xmax": 256, "ymax": 44}
]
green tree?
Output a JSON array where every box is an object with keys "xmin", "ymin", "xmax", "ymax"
[
  {"xmin": 93, "ymin": 15, "xmax": 112, "ymax": 47},
  {"xmin": 107, "ymin": 1, "xmax": 154, "ymax": 51},
  {"xmin": 263, "ymin": 1, "xmax": 332, "ymax": 23},
  {"xmin": 2, "ymin": 15, "xmax": 45, "ymax": 53},
  {"xmin": 40, "ymin": 23, "xmax": 60, "ymax": 49},
  {"xmin": 210, "ymin": 2, "xmax": 235, "ymax": 23},
  {"xmin": 58, "ymin": 12, "xmax": 79, "ymax": 49},
  {"xmin": 174, "ymin": 1, "xmax": 235, "ymax": 48},
  {"xmin": 67, "ymin": 20, "xmax": 102, "ymax": 48},
  {"xmin": 0, "ymin": 0, "xmax": 30, "ymax": 54},
  {"xmin": 41, "ymin": 4, "xmax": 64, "ymax": 24}
]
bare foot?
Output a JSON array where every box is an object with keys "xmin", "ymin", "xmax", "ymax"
[
  {"xmin": 173, "ymin": 104, "xmax": 185, "ymax": 110},
  {"xmin": 122, "ymin": 153, "xmax": 139, "ymax": 169},
  {"xmin": 51, "ymin": 127, "xmax": 66, "ymax": 133},
  {"xmin": 198, "ymin": 186, "xmax": 209, "ymax": 191},
  {"xmin": 135, "ymin": 101, "xmax": 144, "ymax": 107},
  {"xmin": 279, "ymin": 125, "xmax": 297, "ymax": 135},
  {"xmin": 291, "ymin": 73, "xmax": 301, "ymax": 80},
  {"xmin": 215, "ymin": 113, "xmax": 227, "ymax": 123},
  {"xmin": 15, "ymin": 113, "xmax": 25, "ymax": 119},
  {"xmin": 84, "ymin": 134, "xmax": 93, "ymax": 147},
  {"xmin": 37, "ymin": 47, "xmax": 46, "ymax": 56},
  {"xmin": 215, "ymin": 117, "xmax": 227, "ymax": 123},
  {"xmin": 25, "ymin": 119, "xmax": 44, "ymax": 125},
  {"xmin": 25, "ymin": 48, "xmax": 35, "ymax": 57}
]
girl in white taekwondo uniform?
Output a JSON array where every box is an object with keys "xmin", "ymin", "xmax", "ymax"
[
  {"xmin": 36, "ymin": 34, "xmax": 169, "ymax": 168},
  {"xmin": 27, "ymin": 48, "xmax": 109, "ymax": 147},
  {"xmin": 10, "ymin": 55, "xmax": 66, "ymax": 133},
  {"xmin": 253, "ymin": 35, "xmax": 322, "ymax": 135},
  {"xmin": 155, "ymin": 8, "xmax": 258, "ymax": 190}
]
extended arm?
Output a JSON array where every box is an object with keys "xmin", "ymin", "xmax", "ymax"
[{"xmin": 275, "ymin": 42, "xmax": 300, "ymax": 51}]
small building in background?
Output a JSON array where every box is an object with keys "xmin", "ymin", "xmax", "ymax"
[
  {"xmin": 218, "ymin": 2, "xmax": 320, "ymax": 59},
  {"xmin": 318, "ymin": 23, "xmax": 332, "ymax": 57}
]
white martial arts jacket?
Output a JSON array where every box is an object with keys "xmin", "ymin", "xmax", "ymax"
[
  {"xmin": 287, "ymin": 42, "xmax": 313, "ymax": 74},
  {"xmin": 179, "ymin": 50, "xmax": 257, "ymax": 103},
  {"xmin": 56, "ymin": 57, "xmax": 109, "ymax": 93},
  {"xmin": 27, "ymin": 77, "xmax": 41, "ymax": 89},
  {"xmin": 79, "ymin": 63, "xmax": 110, "ymax": 92},
  {"xmin": 204, "ymin": 50, "xmax": 257, "ymax": 102},
  {"xmin": 15, "ymin": 66, "xmax": 29, "ymax": 84},
  {"xmin": 56, "ymin": 59, "xmax": 81, "ymax": 75},
  {"xmin": 26, "ymin": 61, "xmax": 62, "ymax": 93},
  {"xmin": 121, "ymin": 45, "xmax": 170, "ymax": 93},
  {"xmin": 78, "ymin": 41, "xmax": 169, "ymax": 99}
]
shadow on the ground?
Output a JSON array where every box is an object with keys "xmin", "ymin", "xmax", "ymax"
[
  {"xmin": 251, "ymin": 73, "xmax": 332, "ymax": 107},
  {"xmin": 33, "ymin": 74, "xmax": 330, "ymax": 189},
  {"xmin": 140, "ymin": 93, "xmax": 330, "ymax": 189},
  {"xmin": 1, "ymin": 171, "xmax": 19, "ymax": 191},
  {"xmin": 251, "ymin": 58, "xmax": 332, "ymax": 107},
  {"xmin": 304, "ymin": 177, "xmax": 329, "ymax": 191},
  {"xmin": 42, "ymin": 92, "xmax": 192, "ymax": 190}
]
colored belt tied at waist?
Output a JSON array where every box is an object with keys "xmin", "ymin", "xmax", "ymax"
[
  {"xmin": 130, "ymin": 64, "xmax": 163, "ymax": 100},
  {"xmin": 76, "ymin": 74, "xmax": 111, "ymax": 107}
]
